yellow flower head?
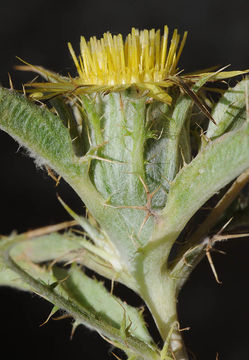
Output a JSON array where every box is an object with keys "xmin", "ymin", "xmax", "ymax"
[
  {"xmin": 63, "ymin": 26, "xmax": 188, "ymax": 103},
  {"xmin": 69, "ymin": 26, "xmax": 187, "ymax": 86},
  {"xmin": 19, "ymin": 26, "xmax": 187, "ymax": 103},
  {"xmin": 20, "ymin": 26, "xmax": 248, "ymax": 104}
]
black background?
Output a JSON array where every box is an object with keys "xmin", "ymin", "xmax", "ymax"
[{"xmin": 1, "ymin": 1, "xmax": 249, "ymax": 359}]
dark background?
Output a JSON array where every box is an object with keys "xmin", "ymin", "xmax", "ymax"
[{"xmin": 0, "ymin": 1, "xmax": 249, "ymax": 359}]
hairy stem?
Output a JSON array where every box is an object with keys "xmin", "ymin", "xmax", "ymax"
[{"xmin": 135, "ymin": 244, "xmax": 189, "ymax": 360}]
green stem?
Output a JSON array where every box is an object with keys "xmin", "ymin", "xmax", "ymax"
[
  {"xmin": 135, "ymin": 244, "xmax": 189, "ymax": 360},
  {"xmin": 142, "ymin": 274, "xmax": 188, "ymax": 360}
]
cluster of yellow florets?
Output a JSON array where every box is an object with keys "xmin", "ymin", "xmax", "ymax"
[
  {"xmin": 20, "ymin": 26, "xmax": 248, "ymax": 104},
  {"xmin": 68, "ymin": 26, "xmax": 187, "ymax": 86}
]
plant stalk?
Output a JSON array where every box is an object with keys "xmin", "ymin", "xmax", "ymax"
[{"xmin": 135, "ymin": 243, "xmax": 189, "ymax": 360}]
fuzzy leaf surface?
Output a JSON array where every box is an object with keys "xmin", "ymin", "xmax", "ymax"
[
  {"xmin": 53, "ymin": 264, "xmax": 153, "ymax": 345},
  {"xmin": 155, "ymin": 119, "xmax": 249, "ymax": 244},
  {"xmin": 0, "ymin": 232, "xmax": 81, "ymax": 290},
  {"xmin": 207, "ymin": 79, "xmax": 248, "ymax": 139},
  {"xmin": 0, "ymin": 88, "xmax": 82, "ymax": 177},
  {"xmin": 0, "ymin": 233, "xmax": 159, "ymax": 360}
]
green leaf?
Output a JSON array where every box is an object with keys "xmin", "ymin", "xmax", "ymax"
[
  {"xmin": 0, "ymin": 234, "xmax": 63, "ymax": 291},
  {"xmin": 137, "ymin": 111, "xmax": 249, "ymax": 323},
  {"xmin": 0, "ymin": 230, "xmax": 138, "ymax": 294},
  {"xmin": 0, "ymin": 233, "xmax": 159, "ymax": 360},
  {"xmin": 0, "ymin": 260, "xmax": 29, "ymax": 290},
  {"xmin": 206, "ymin": 78, "xmax": 249, "ymax": 139},
  {"xmin": 50, "ymin": 97, "xmax": 85, "ymax": 157},
  {"xmin": 10, "ymin": 232, "xmax": 83, "ymax": 263},
  {"xmin": 170, "ymin": 244, "xmax": 206, "ymax": 294},
  {"xmin": 53, "ymin": 264, "xmax": 154, "ymax": 345},
  {"xmin": 0, "ymin": 232, "xmax": 80, "ymax": 291},
  {"xmin": 145, "ymin": 77, "xmax": 213, "ymax": 208},
  {"xmin": 155, "ymin": 118, "xmax": 249, "ymax": 245},
  {"xmin": 0, "ymin": 87, "xmax": 82, "ymax": 177}
]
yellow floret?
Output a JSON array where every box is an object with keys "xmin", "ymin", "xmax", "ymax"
[{"xmin": 68, "ymin": 26, "xmax": 187, "ymax": 86}]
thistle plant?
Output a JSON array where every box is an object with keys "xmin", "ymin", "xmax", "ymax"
[{"xmin": 0, "ymin": 26, "xmax": 249, "ymax": 359}]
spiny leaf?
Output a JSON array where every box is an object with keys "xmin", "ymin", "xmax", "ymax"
[
  {"xmin": 2, "ymin": 238, "xmax": 160, "ymax": 360},
  {"xmin": 0, "ymin": 87, "xmax": 82, "ymax": 177},
  {"xmin": 10, "ymin": 232, "xmax": 83, "ymax": 263},
  {"xmin": 53, "ymin": 264, "xmax": 154, "ymax": 345},
  {"xmin": 57, "ymin": 196, "xmax": 104, "ymax": 243},
  {"xmin": 207, "ymin": 78, "xmax": 249, "ymax": 139},
  {"xmin": 155, "ymin": 118, "xmax": 249, "ymax": 245},
  {"xmin": 40, "ymin": 305, "xmax": 59, "ymax": 326}
]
